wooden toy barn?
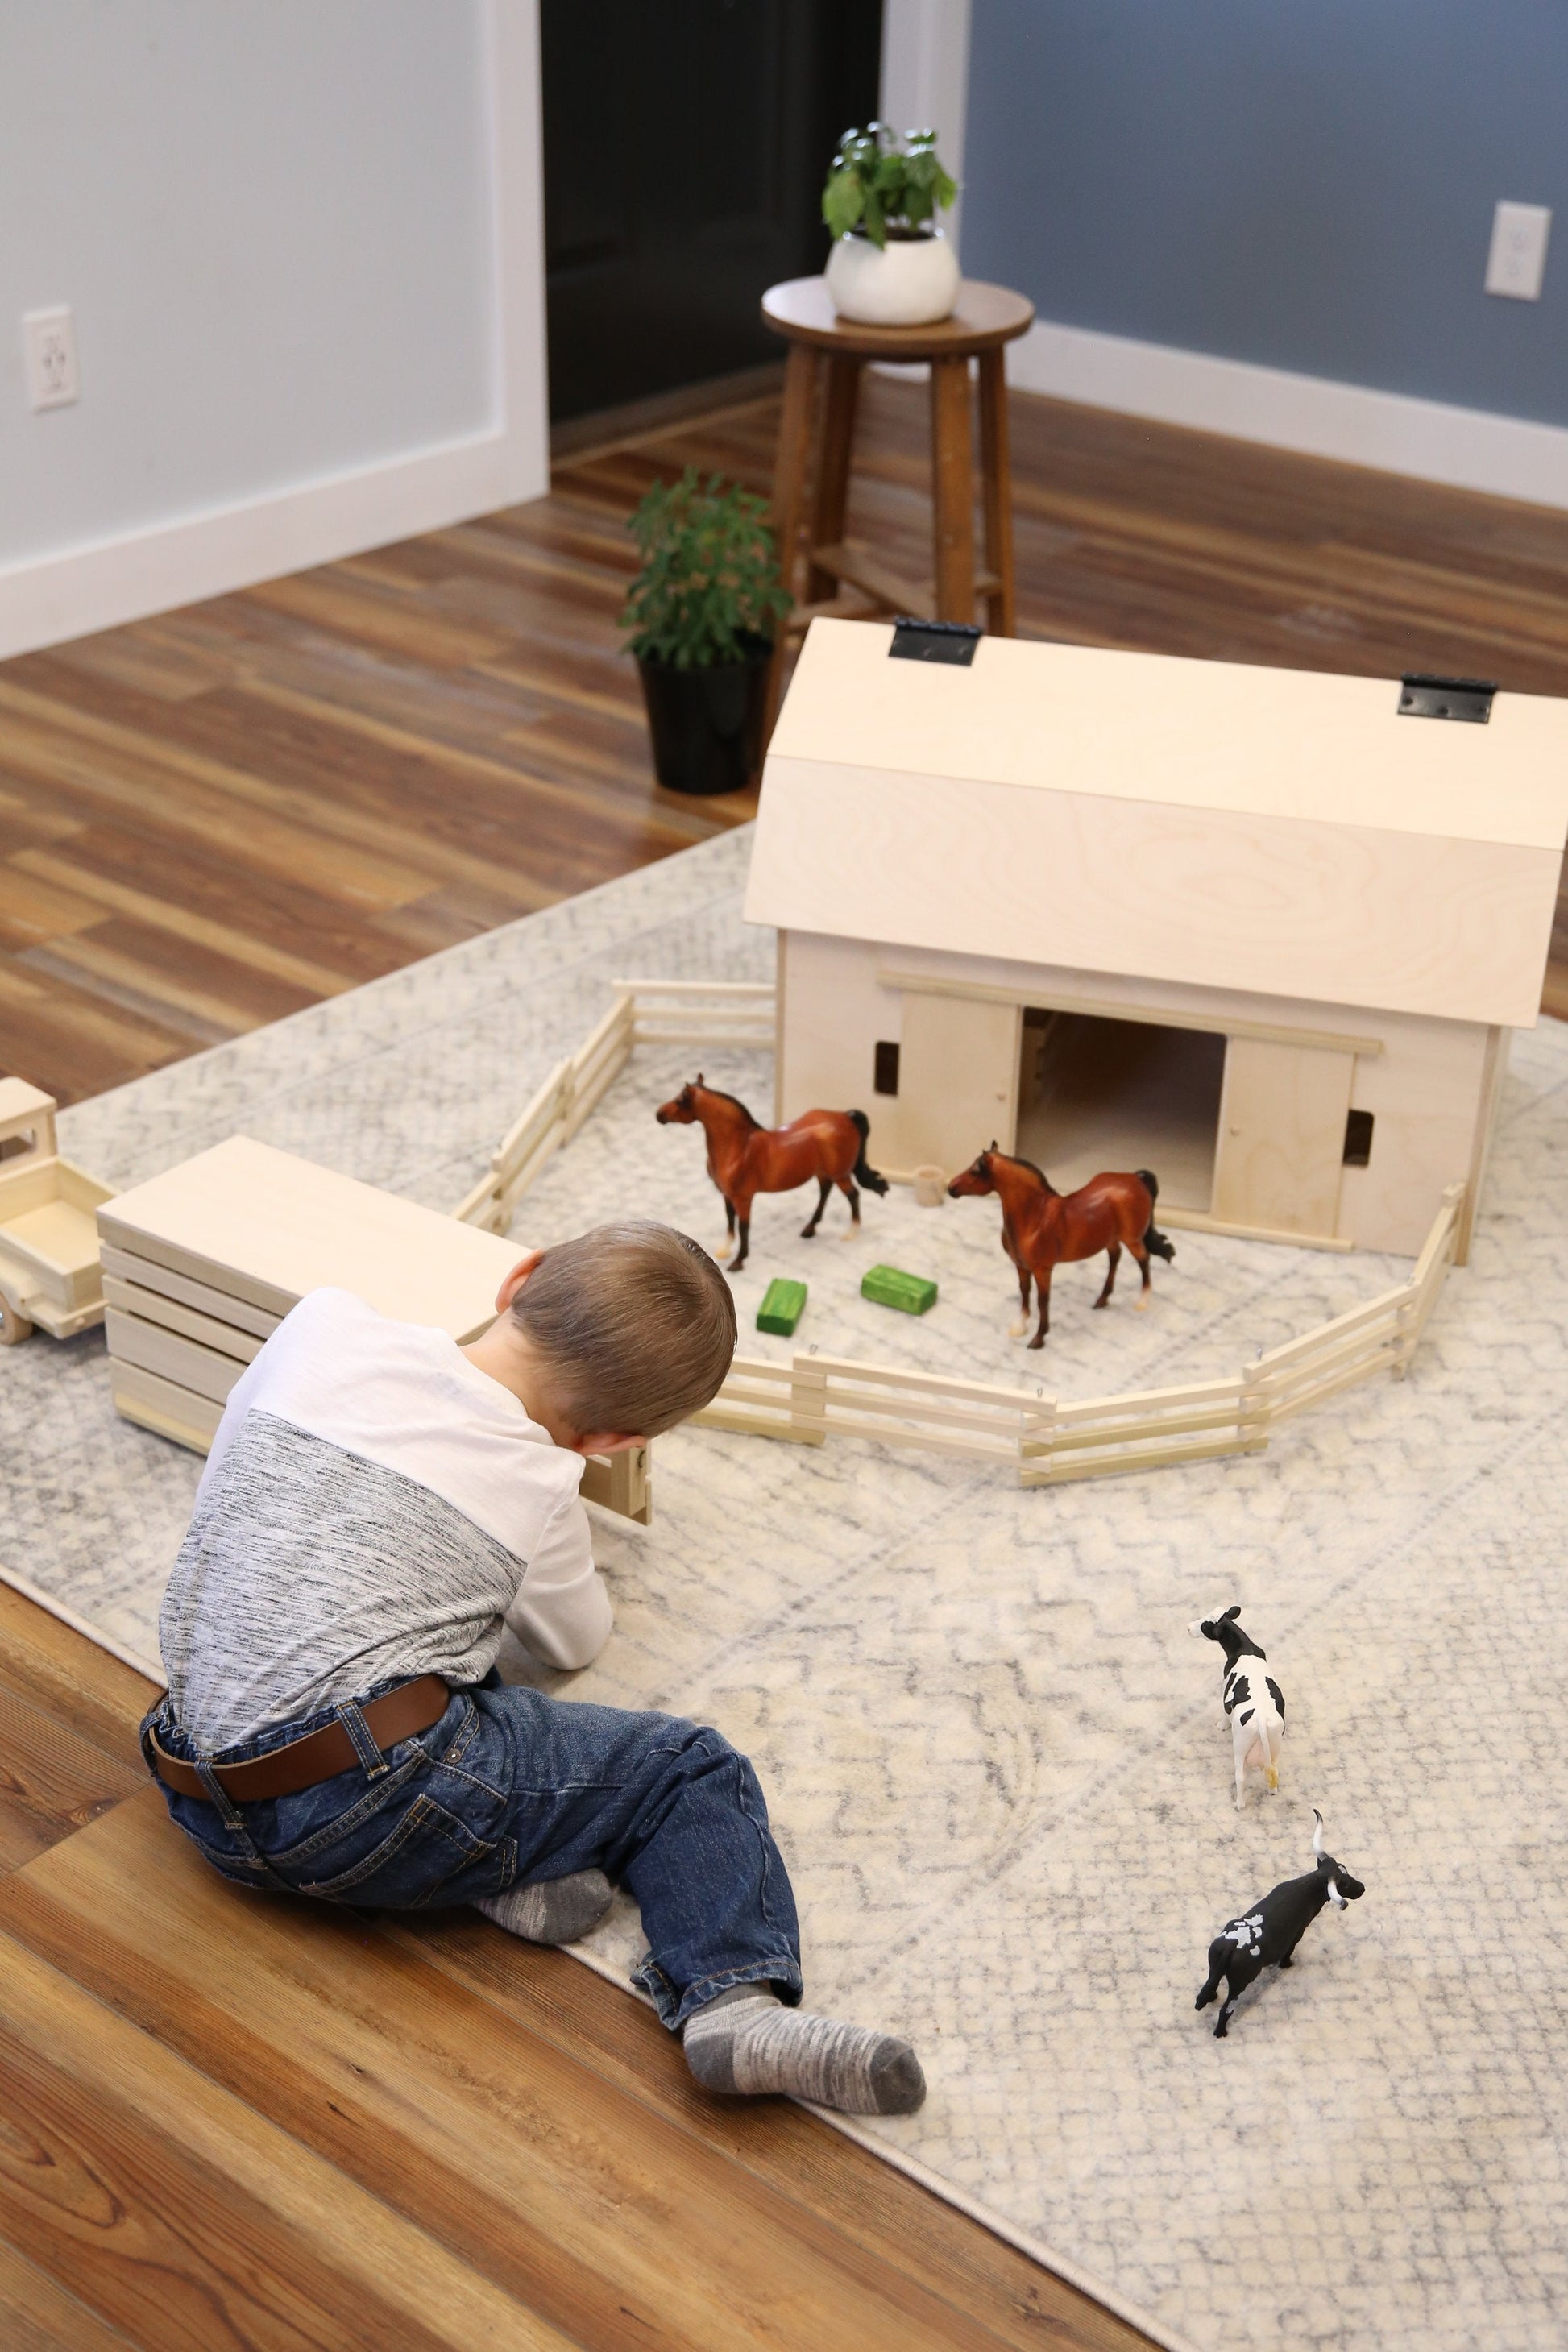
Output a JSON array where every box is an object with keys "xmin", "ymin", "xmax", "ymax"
[{"xmin": 745, "ymin": 620, "xmax": 1568, "ymax": 1260}]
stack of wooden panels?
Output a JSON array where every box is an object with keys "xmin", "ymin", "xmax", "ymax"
[{"xmin": 96, "ymin": 1136, "xmax": 652, "ymax": 1523}]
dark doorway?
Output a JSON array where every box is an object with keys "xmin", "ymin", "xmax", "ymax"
[
  {"xmin": 541, "ymin": 0, "xmax": 884, "ymax": 424},
  {"xmin": 1017, "ymin": 1010, "xmax": 1229, "ymax": 1215}
]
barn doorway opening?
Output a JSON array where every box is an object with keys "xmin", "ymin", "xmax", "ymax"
[{"xmin": 1015, "ymin": 1010, "xmax": 1226, "ymax": 1213}]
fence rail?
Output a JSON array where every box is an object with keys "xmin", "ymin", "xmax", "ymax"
[
  {"xmin": 695, "ymin": 1184, "xmax": 1466, "ymax": 1489},
  {"xmin": 454, "ymin": 982, "xmax": 775, "ymax": 1233}
]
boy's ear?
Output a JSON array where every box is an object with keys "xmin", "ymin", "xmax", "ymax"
[
  {"xmin": 570, "ymin": 1429, "xmax": 647, "ymax": 1458},
  {"xmin": 494, "ymin": 1247, "xmax": 545, "ymax": 1313}
]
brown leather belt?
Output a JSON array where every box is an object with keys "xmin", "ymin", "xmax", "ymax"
[{"xmin": 146, "ymin": 1674, "xmax": 452, "ymax": 1804}]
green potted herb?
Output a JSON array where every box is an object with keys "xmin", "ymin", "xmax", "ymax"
[
  {"xmin": 622, "ymin": 469, "xmax": 790, "ymax": 797},
  {"xmin": 822, "ymin": 123, "xmax": 960, "ymax": 326}
]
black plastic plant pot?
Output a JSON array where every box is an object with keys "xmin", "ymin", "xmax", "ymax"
[{"xmin": 637, "ymin": 635, "xmax": 772, "ymax": 796}]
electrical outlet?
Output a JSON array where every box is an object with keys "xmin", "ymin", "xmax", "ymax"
[
  {"xmin": 1485, "ymin": 201, "xmax": 1551, "ymax": 301},
  {"xmin": 23, "ymin": 306, "xmax": 80, "ymax": 409}
]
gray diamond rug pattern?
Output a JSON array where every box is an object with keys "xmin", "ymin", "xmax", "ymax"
[{"xmin": 5, "ymin": 828, "xmax": 1566, "ymax": 2352}]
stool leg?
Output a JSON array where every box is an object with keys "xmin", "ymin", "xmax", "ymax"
[
  {"xmin": 977, "ymin": 348, "xmax": 1017, "ymax": 637},
  {"xmin": 807, "ymin": 355, "xmax": 861, "ymax": 604},
  {"xmin": 930, "ymin": 355, "xmax": 976, "ymax": 624},
  {"xmin": 764, "ymin": 344, "xmax": 819, "ymax": 749}
]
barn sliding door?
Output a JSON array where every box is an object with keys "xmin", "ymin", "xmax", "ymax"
[
  {"xmin": 1210, "ymin": 1039, "xmax": 1354, "ymax": 1237},
  {"xmin": 898, "ymin": 992, "xmax": 1022, "ymax": 1175}
]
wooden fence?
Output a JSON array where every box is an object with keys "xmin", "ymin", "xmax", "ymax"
[
  {"xmin": 695, "ymin": 1184, "xmax": 1466, "ymax": 1489},
  {"xmin": 454, "ymin": 981, "xmax": 775, "ymax": 1233},
  {"xmin": 454, "ymin": 987, "xmax": 1464, "ymax": 1491}
]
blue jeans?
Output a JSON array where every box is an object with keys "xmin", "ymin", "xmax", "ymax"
[{"xmin": 141, "ymin": 1674, "xmax": 803, "ymax": 2027}]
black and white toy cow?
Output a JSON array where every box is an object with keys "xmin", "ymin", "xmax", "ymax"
[
  {"xmin": 1195, "ymin": 1808, "xmax": 1366, "ymax": 2038},
  {"xmin": 1189, "ymin": 1603, "xmax": 1284, "ymax": 1811}
]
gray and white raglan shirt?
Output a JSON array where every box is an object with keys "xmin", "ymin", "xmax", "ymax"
[{"xmin": 159, "ymin": 1287, "xmax": 613, "ymax": 1753}]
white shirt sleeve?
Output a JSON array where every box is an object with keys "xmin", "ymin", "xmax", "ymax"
[
  {"xmin": 192, "ymin": 1290, "xmax": 339, "ymax": 1502},
  {"xmin": 504, "ymin": 1490, "xmax": 613, "ymax": 1670},
  {"xmin": 193, "ymin": 1338, "xmax": 275, "ymax": 1500}
]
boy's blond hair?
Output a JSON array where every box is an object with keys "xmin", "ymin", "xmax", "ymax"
[{"xmin": 510, "ymin": 1220, "xmax": 736, "ymax": 1437}]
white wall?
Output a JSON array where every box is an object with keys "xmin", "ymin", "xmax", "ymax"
[{"xmin": 0, "ymin": 0, "xmax": 547, "ymax": 657}]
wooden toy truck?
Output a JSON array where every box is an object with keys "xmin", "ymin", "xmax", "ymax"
[{"xmin": 0, "ymin": 1079, "xmax": 112, "ymax": 1344}]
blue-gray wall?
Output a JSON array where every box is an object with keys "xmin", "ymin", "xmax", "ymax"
[{"xmin": 961, "ymin": 0, "xmax": 1568, "ymax": 425}]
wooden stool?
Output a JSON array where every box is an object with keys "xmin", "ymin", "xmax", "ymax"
[{"xmin": 760, "ymin": 275, "xmax": 1035, "ymax": 702}]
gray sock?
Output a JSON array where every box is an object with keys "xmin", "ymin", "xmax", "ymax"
[
  {"xmin": 682, "ymin": 1984, "xmax": 926, "ymax": 2116},
  {"xmin": 475, "ymin": 1868, "xmax": 614, "ymax": 1946}
]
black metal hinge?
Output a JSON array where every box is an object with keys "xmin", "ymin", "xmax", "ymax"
[
  {"xmin": 890, "ymin": 617, "xmax": 982, "ymax": 666},
  {"xmin": 1398, "ymin": 672, "xmax": 1495, "ymax": 723}
]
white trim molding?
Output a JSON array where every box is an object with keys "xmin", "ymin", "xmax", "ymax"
[
  {"xmin": 879, "ymin": 0, "xmax": 973, "ymax": 259},
  {"xmin": 0, "ymin": 0, "xmax": 549, "ymax": 664},
  {"xmin": 0, "ymin": 430, "xmax": 529, "ymax": 666},
  {"xmin": 1008, "ymin": 317, "xmax": 1568, "ymax": 513}
]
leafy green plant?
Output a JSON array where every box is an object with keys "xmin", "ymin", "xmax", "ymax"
[
  {"xmin": 822, "ymin": 123, "xmax": 957, "ymax": 249},
  {"xmin": 621, "ymin": 470, "xmax": 790, "ymax": 670}
]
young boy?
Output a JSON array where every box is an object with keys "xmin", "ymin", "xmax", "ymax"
[{"xmin": 143, "ymin": 1217, "xmax": 924, "ymax": 2118}]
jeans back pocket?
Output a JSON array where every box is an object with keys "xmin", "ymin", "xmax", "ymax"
[{"xmin": 295, "ymin": 1790, "xmax": 512, "ymax": 1907}]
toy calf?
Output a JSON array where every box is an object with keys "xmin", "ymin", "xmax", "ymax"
[
  {"xmin": 1190, "ymin": 1603, "xmax": 1284, "ymax": 1811},
  {"xmin": 1196, "ymin": 1809, "xmax": 1365, "ymax": 2038}
]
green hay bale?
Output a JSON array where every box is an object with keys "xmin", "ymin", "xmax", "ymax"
[
  {"xmin": 861, "ymin": 1263, "xmax": 938, "ymax": 1316},
  {"xmin": 757, "ymin": 1277, "xmax": 807, "ymax": 1337}
]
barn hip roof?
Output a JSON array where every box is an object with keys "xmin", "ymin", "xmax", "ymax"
[{"xmin": 744, "ymin": 620, "xmax": 1568, "ymax": 1027}]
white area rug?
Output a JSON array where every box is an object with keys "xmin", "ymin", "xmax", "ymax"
[{"xmin": 5, "ymin": 827, "xmax": 1567, "ymax": 2352}]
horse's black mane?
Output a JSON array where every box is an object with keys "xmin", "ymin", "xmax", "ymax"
[
  {"xmin": 695, "ymin": 1081, "xmax": 759, "ymax": 1130},
  {"xmin": 993, "ymin": 1147, "xmax": 1053, "ymax": 1188}
]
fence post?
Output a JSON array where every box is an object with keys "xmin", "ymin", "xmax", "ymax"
[
  {"xmin": 1239, "ymin": 1360, "xmax": 1272, "ymax": 1453},
  {"xmin": 1018, "ymin": 1393, "xmax": 1056, "ymax": 1486},
  {"xmin": 790, "ymin": 1351, "xmax": 828, "ymax": 1446}
]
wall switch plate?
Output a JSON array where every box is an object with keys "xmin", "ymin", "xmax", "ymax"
[
  {"xmin": 23, "ymin": 307, "xmax": 80, "ymax": 409},
  {"xmin": 1485, "ymin": 201, "xmax": 1551, "ymax": 301}
]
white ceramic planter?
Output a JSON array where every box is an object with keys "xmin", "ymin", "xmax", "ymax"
[{"xmin": 825, "ymin": 228, "xmax": 960, "ymax": 327}]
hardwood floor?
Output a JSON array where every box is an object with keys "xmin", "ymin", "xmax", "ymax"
[
  {"xmin": 5, "ymin": 374, "xmax": 1568, "ymax": 1102},
  {"xmin": 0, "ymin": 1583, "xmax": 1147, "ymax": 2351}
]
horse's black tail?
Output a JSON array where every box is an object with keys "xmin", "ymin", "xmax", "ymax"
[
  {"xmin": 848, "ymin": 1109, "xmax": 889, "ymax": 1195},
  {"xmin": 1135, "ymin": 1168, "xmax": 1176, "ymax": 1262}
]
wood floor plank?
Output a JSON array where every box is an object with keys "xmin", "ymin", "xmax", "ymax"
[
  {"xmin": 0, "ymin": 2231, "xmax": 140, "ymax": 2351},
  {"xmin": 0, "ymin": 682, "xmax": 575, "ymax": 917},
  {"xmin": 0, "ymin": 1792, "xmax": 1125, "ymax": 2352},
  {"xmin": 0, "ymin": 1684, "xmax": 143, "ymax": 1878},
  {"xmin": 0, "ymin": 1922, "xmax": 571, "ymax": 2352},
  {"xmin": 0, "ymin": 958, "xmax": 193, "ymax": 1099},
  {"xmin": 11, "ymin": 852, "xmax": 359, "ymax": 1002},
  {"xmin": 30, "ymin": 822, "xmax": 415, "ymax": 991},
  {"xmin": 24, "ymin": 918, "xmax": 318, "ymax": 1037},
  {"xmin": 0, "ymin": 1584, "xmax": 157, "ymax": 1773},
  {"xmin": 0, "ymin": 680, "xmax": 436, "ymax": 910},
  {"xmin": 0, "ymin": 865, "xmax": 103, "ymax": 949},
  {"xmin": 245, "ymin": 569, "xmax": 517, "ymax": 667}
]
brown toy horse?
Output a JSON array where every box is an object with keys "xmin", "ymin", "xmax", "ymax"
[
  {"xmin": 948, "ymin": 1147, "xmax": 1175, "ymax": 1347},
  {"xmin": 655, "ymin": 1077, "xmax": 886, "ymax": 1275}
]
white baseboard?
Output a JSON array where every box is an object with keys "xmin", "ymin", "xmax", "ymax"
[
  {"xmin": 0, "ymin": 425, "xmax": 543, "ymax": 664},
  {"xmin": 1008, "ymin": 318, "xmax": 1568, "ymax": 512}
]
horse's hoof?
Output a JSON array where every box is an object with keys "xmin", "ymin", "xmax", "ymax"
[
  {"xmin": 799, "ymin": 1226, "xmax": 816, "ymax": 1241},
  {"xmin": 1135, "ymin": 1293, "xmax": 1152, "ymax": 1313},
  {"xmin": 1027, "ymin": 1335, "xmax": 1047, "ymax": 1350},
  {"xmin": 714, "ymin": 1239, "xmax": 732, "ymax": 1261},
  {"xmin": 1008, "ymin": 1316, "xmax": 1029, "ymax": 1338},
  {"xmin": 1092, "ymin": 1298, "xmax": 1110, "ymax": 1310}
]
